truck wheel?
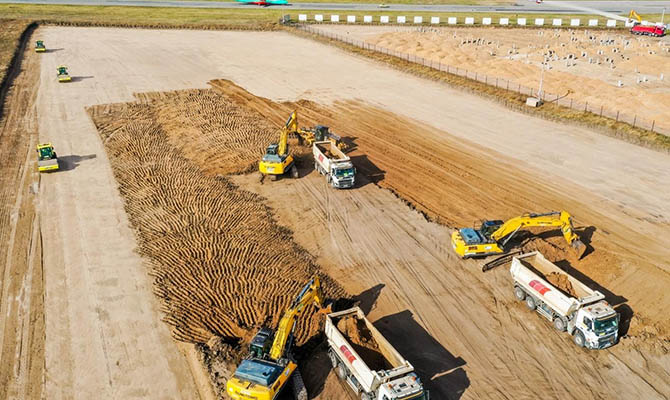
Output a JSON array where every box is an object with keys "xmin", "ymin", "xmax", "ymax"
[
  {"xmin": 573, "ymin": 331, "xmax": 585, "ymax": 348},
  {"xmin": 336, "ymin": 363, "xmax": 347, "ymax": 380},
  {"xmin": 328, "ymin": 351, "xmax": 339, "ymax": 369},
  {"xmin": 553, "ymin": 317, "xmax": 566, "ymax": 332},
  {"xmin": 525, "ymin": 296, "xmax": 536, "ymax": 310},
  {"xmin": 514, "ymin": 287, "xmax": 526, "ymax": 301}
]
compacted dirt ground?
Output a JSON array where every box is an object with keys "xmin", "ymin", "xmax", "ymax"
[{"xmin": 1, "ymin": 25, "xmax": 669, "ymax": 399}]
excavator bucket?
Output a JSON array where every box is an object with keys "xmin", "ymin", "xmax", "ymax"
[{"xmin": 572, "ymin": 239, "xmax": 587, "ymax": 259}]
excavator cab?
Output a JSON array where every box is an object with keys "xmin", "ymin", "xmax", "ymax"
[
  {"xmin": 479, "ymin": 220, "xmax": 504, "ymax": 239},
  {"xmin": 249, "ymin": 328, "xmax": 274, "ymax": 359}
]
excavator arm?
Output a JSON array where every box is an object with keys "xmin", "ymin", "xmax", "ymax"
[
  {"xmin": 277, "ymin": 112, "xmax": 297, "ymax": 157},
  {"xmin": 269, "ymin": 277, "xmax": 324, "ymax": 360},
  {"xmin": 490, "ymin": 211, "xmax": 586, "ymax": 258},
  {"xmin": 628, "ymin": 10, "xmax": 642, "ymax": 23}
]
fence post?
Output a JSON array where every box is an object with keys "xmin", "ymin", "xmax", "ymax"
[
  {"xmin": 633, "ymin": 115, "xmax": 637, "ymax": 127},
  {"xmin": 616, "ymin": 111, "xmax": 619, "ymax": 122},
  {"xmin": 506, "ymin": 80, "xmax": 509, "ymax": 90},
  {"xmin": 570, "ymin": 98, "xmax": 573, "ymax": 108},
  {"xmin": 485, "ymin": 76, "xmax": 488, "ymax": 84},
  {"xmin": 584, "ymin": 102, "xmax": 588, "ymax": 112},
  {"xmin": 518, "ymin": 83, "xmax": 521, "ymax": 93},
  {"xmin": 475, "ymin": 72, "xmax": 478, "ymax": 81},
  {"xmin": 600, "ymin": 105, "xmax": 603, "ymax": 117},
  {"xmin": 651, "ymin": 120, "xmax": 655, "ymax": 132},
  {"xmin": 496, "ymin": 78, "xmax": 498, "ymax": 87}
]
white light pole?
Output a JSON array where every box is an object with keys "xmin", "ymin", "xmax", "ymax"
[{"xmin": 537, "ymin": 56, "xmax": 548, "ymax": 102}]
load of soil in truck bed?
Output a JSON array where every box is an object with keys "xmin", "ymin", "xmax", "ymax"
[
  {"xmin": 337, "ymin": 316, "xmax": 392, "ymax": 371},
  {"xmin": 545, "ymin": 272, "xmax": 578, "ymax": 297}
]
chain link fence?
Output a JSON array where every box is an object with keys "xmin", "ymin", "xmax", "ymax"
[{"xmin": 299, "ymin": 24, "xmax": 669, "ymax": 136}]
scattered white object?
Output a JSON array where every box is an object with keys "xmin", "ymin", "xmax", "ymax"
[
  {"xmin": 571, "ymin": 19, "xmax": 580, "ymax": 26},
  {"xmin": 347, "ymin": 15, "xmax": 355, "ymax": 23},
  {"xmin": 315, "ymin": 14, "xmax": 323, "ymax": 22},
  {"xmin": 414, "ymin": 16, "xmax": 423, "ymax": 24},
  {"xmin": 526, "ymin": 97, "xmax": 542, "ymax": 107},
  {"xmin": 483, "ymin": 17, "xmax": 492, "ymax": 25},
  {"xmin": 589, "ymin": 19, "xmax": 598, "ymax": 26},
  {"xmin": 518, "ymin": 18, "xmax": 527, "ymax": 26},
  {"xmin": 431, "ymin": 16, "xmax": 440, "ymax": 24},
  {"xmin": 397, "ymin": 16, "xmax": 406, "ymax": 24},
  {"xmin": 553, "ymin": 19, "xmax": 562, "ymax": 26},
  {"xmin": 364, "ymin": 15, "xmax": 373, "ymax": 23},
  {"xmin": 499, "ymin": 18, "xmax": 509, "ymax": 25},
  {"xmin": 448, "ymin": 17, "xmax": 458, "ymax": 25},
  {"xmin": 465, "ymin": 17, "xmax": 475, "ymax": 25},
  {"xmin": 535, "ymin": 18, "xmax": 544, "ymax": 26},
  {"xmin": 298, "ymin": 14, "xmax": 307, "ymax": 22},
  {"xmin": 380, "ymin": 15, "xmax": 389, "ymax": 23},
  {"xmin": 607, "ymin": 19, "xmax": 616, "ymax": 27},
  {"xmin": 330, "ymin": 15, "xmax": 339, "ymax": 22}
]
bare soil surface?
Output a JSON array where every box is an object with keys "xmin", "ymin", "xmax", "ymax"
[
  {"xmin": 336, "ymin": 316, "xmax": 390, "ymax": 371},
  {"xmin": 314, "ymin": 25, "xmax": 670, "ymax": 129},
  {"xmin": 0, "ymin": 29, "xmax": 44, "ymax": 400},
  {"xmin": 213, "ymin": 79, "xmax": 670, "ymax": 345},
  {"xmin": 87, "ymin": 92, "xmax": 346, "ymax": 346},
  {"xmin": 3, "ymin": 25, "xmax": 669, "ymax": 400}
]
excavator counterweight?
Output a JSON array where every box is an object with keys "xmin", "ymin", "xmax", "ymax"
[{"xmin": 452, "ymin": 211, "xmax": 587, "ymax": 260}]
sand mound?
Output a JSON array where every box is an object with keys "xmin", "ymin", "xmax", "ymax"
[
  {"xmin": 87, "ymin": 92, "xmax": 346, "ymax": 346},
  {"xmin": 546, "ymin": 272, "xmax": 577, "ymax": 297},
  {"xmin": 336, "ymin": 316, "xmax": 389, "ymax": 371}
]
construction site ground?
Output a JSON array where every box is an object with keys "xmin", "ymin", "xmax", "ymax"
[
  {"xmin": 314, "ymin": 25, "xmax": 670, "ymax": 131},
  {"xmin": 0, "ymin": 25, "xmax": 668, "ymax": 399}
]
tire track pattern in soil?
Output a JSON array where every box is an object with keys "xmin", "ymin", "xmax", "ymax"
[{"xmin": 87, "ymin": 99, "xmax": 346, "ymax": 346}]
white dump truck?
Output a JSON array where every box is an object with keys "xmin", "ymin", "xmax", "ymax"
[
  {"xmin": 313, "ymin": 141, "xmax": 355, "ymax": 189},
  {"xmin": 510, "ymin": 252, "xmax": 619, "ymax": 349},
  {"xmin": 325, "ymin": 307, "xmax": 429, "ymax": 400}
]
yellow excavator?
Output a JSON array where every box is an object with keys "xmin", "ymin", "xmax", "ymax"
[
  {"xmin": 284, "ymin": 111, "xmax": 346, "ymax": 151},
  {"xmin": 451, "ymin": 211, "xmax": 587, "ymax": 259},
  {"xmin": 628, "ymin": 9, "xmax": 642, "ymax": 24},
  {"xmin": 226, "ymin": 277, "xmax": 325, "ymax": 400},
  {"xmin": 259, "ymin": 112, "xmax": 299, "ymax": 181}
]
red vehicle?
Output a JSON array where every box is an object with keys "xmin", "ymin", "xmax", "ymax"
[{"xmin": 631, "ymin": 24, "xmax": 666, "ymax": 37}]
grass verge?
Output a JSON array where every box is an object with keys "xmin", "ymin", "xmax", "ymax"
[{"xmin": 287, "ymin": 25, "xmax": 670, "ymax": 152}]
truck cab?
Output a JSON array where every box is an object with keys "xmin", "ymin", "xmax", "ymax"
[
  {"xmin": 329, "ymin": 162, "xmax": 355, "ymax": 188},
  {"xmin": 571, "ymin": 303, "xmax": 619, "ymax": 349},
  {"xmin": 377, "ymin": 373, "xmax": 429, "ymax": 400}
]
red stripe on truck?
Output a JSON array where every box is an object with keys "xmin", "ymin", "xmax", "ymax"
[
  {"xmin": 529, "ymin": 280, "xmax": 550, "ymax": 295},
  {"xmin": 340, "ymin": 345, "xmax": 356, "ymax": 364}
]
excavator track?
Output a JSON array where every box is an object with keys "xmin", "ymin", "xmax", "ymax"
[{"xmin": 291, "ymin": 369, "xmax": 308, "ymax": 400}]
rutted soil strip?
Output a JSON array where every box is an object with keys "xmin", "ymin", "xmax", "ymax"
[{"xmin": 87, "ymin": 95, "xmax": 346, "ymax": 369}]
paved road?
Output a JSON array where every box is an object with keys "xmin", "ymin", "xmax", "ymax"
[{"xmin": 1, "ymin": 0, "xmax": 669, "ymax": 14}]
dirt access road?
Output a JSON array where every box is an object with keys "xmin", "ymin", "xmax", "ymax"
[{"xmin": 7, "ymin": 25, "xmax": 669, "ymax": 398}]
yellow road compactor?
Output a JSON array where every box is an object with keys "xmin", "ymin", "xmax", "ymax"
[{"xmin": 36, "ymin": 143, "xmax": 59, "ymax": 172}]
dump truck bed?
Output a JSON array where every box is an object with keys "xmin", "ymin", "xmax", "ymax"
[
  {"xmin": 314, "ymin": 141, "xmax": 349, "ymax": 162},
  {"xmin": 325, "ymin": 307, "xmax": 414, "ymax": 393},
  {"xmin": 511, "ymin": 252, "xmax": 603, "ymax": 316}
]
